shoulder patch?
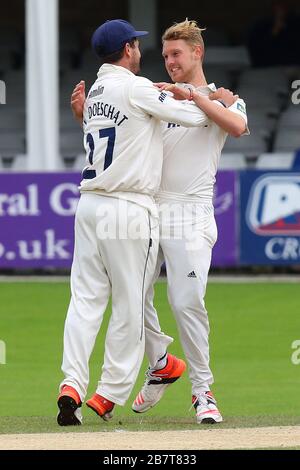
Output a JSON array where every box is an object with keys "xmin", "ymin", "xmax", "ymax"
[{"xmin": 237, "ymin": 102, "xmax": 247, "ymax": 114}]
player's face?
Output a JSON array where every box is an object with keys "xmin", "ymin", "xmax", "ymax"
[
  {"xmin": 129, "ymin": 40, "xmax": 141, "ymax": 75},
  {"xmin": 162, "ymin": 39, "xmax": 202, "ymax": 83}
]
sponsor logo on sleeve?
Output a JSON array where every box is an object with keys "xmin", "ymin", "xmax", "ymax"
[
  {"xmin": 158, "ymin": 92, "xmax": 167, "ymax": 103},
  {"xmin": 237, "ymin": 102, "xmax": 246, "ymax": 114}
]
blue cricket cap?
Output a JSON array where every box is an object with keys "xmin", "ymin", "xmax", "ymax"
[{"xmin": 92, "ymin": 19, "xmax": 148, "ymax": 57}]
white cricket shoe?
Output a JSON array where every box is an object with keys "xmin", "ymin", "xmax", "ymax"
[
  {"xmin": 192, "ymin": 391, "xmax": 223, "ymax": 424},
  {"xmin": 132, "ymin": 353, "xmax": 186, "ymax": 413}
]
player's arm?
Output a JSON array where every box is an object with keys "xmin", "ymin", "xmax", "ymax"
[
  {"xmin": 70, "ymin": 81, "xmax": 85, "ymax": 126},
  {"xmin": 158, "ymin": 83, "xmax": 247, "ymax": 137},
  {"xmin": 192, "ymin": 91, "xmax": 248, "ymax": 137},
  {"xmin": 155, "ymin": 82, "xmax": 238, "ymax": 107},
  {"xmin": 130, "ymin": 78, "xmax": 210, "ymax": 127}
]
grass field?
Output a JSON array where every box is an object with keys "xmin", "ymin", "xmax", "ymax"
[{"xmin": 0, "ymin": 280, "xmax": 300, "ymax": 434}]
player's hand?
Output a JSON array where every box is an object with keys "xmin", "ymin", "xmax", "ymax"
[
  {"xmin": 153, "ymin": 82, "xmax": 170, "ymax": 90},
  {"xmin": 209, "ymin": 87, "xmax": 239, "ymax": 107},
  {"xmin": 71, "ymin": 81, "xmax": 86, "ymax": 123},
  {"xmin": 154, "ymin": 83, "xmax": 190, "ymax": 100}
]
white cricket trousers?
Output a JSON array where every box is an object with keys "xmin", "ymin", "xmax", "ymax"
[
  {"xmin": 60, "ymin": 193, "xmax": 159, "ymax": 405},
  {"xmin": 145, "ymin": 201, "xmax": 218, "ymax": 395}
]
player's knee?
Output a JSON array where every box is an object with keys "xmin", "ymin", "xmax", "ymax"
[
  {"xmin": 125, "ymin": 315, "xmax": 142, "ymax": 337},
  {"xmin": 169, "ymin": 293, "xmax": 207, "ymax": 318}
]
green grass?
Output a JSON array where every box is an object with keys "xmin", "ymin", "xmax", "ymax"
[
  {"xmin": 0, "ymin": 281, "xmax": 300, "ymax": 434},
  {"xmin": 1, "ymin": 416, "xmax": 300, "ymax": 435}
]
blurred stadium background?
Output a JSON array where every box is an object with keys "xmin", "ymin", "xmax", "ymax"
[
  {"xmin": 1, "ymin": 0, "xmax": 300, "ymax": 171},
  {"xmin": 1, "ymin": 0, "xmax": 300, "ymax": 271},
  {"xmin": 0, "ymin": 0, "xmax": 300, "ymax": 435}
]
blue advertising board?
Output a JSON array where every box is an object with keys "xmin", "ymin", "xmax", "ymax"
[
  {"xmin": 2, "ymin": 170, "xmax": 300, "ymax": 268},
  {"xmin": 240, "ymin": 171, "xmax": 300, "ymax": 265}
]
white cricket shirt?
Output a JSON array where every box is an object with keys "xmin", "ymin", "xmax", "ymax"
[
  {"xmin": 158, "ymin": 83, "xmax": 249, "ymax": 203},
  {"xmin": 79, "ymin": 64, "xmax": 210, "ymax": 215}
]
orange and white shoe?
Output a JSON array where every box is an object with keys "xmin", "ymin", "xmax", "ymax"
[
  {"xmin": 86, "ymin": 393, "xmax": 115, "ymax": 421},
  {"xmin": 192, "ymin": 391, "xmax": 223, "ymax": 424},
  {"xmin": 57, "ymin": 385, "xmax": 82, "ymax": 426},
  {"xmin": 132, "ymin": 353, "xmax": 186, "ymax": 413}
]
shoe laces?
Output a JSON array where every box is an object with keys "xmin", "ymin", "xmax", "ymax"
[
  {"xmin": 189, "ymin": 392, "xmax": 217, "ymax": 411},
  {"xmin": 139, "ymin": 368, "xmax": 167, "ymax": 400}
]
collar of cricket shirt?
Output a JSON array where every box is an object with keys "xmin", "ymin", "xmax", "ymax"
[{"xmin": 97, "ymin": 63, "xmax": 136, "ymax": 78}]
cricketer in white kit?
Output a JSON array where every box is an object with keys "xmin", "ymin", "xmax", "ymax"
[
  {"xmin": 58, "ymin": 19, "xmax": 219, "ymax": 426},
  {"xmin": 132, "ymin": 20, "xmax": 249, "ymax": 424},
  {"xmin": 136, "ymin": 84, "xmax": 249, "ymax": 420}
]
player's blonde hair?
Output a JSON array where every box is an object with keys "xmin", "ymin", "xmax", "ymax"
[{"xmin": 162, "ymin": 19, "xmax": 206, "ymax": 50}]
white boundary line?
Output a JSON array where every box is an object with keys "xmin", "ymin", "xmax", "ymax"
[{"xmin": 0, "ymin": 275, "xmax": 299, "ymax": 283}]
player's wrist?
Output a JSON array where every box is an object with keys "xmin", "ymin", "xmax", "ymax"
[{"xmin": 217, "ymin": 99, "xmax": 227, "ymax": 108}]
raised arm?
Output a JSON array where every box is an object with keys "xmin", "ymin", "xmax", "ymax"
[
  {"xmin": 129, "ymin": 77, "xmax": 210, "ymax": 128},
  {"xmin": 156, "ymin": 83, "xmax": 247, "ymax": 137},
  {"xmin": 192, "ymin": 90, "xmax": 247, "ymax": 137},
  {"xmin": 70, "ymin": 78, "xmax": 208, "ymax": 128}
]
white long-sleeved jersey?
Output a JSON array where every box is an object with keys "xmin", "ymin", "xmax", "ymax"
[
  {"xmin": 158, "ymin": 83, "xmax": 249, "ymax": 203},
  {"xmin": 79, "ymin": 64, "xmax": 210, "ymax": 213}
]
